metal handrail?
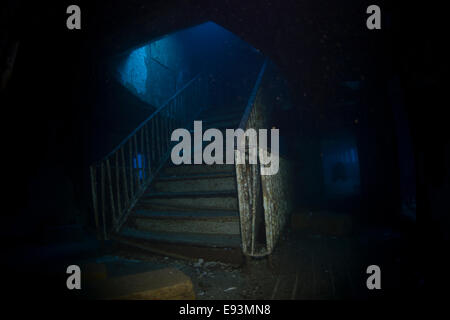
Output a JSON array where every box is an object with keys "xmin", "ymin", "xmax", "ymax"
[
  {"xmin": 89, "ymin": 73, "xmax": 207, "ymax": 239},
  {"xmin": 99, "ymin": 74, "xmax": 201, "ymax": 163}
]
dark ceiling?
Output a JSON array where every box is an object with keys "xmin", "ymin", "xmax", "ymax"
[
  {"xmin": 4, "ymin": 0, "xmax": 446, "ymax": 114},
  {"xmin": 80, "ymin": 0, "xmax": 446, "ymax": 122},
  {"xmin": 89, "ymin": 0, "xmax": 389, "ymax": 110}
]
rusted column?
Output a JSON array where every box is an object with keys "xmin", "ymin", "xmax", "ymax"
[{"xmin": 235, "ymin": 149, "xmax": 251, "ymax": 255}]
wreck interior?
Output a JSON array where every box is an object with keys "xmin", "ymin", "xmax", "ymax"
[{"xmin": 1, "ymin": 0, "xmax": 449, "ymax": 300}]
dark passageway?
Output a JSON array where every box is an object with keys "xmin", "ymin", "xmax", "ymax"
[{"xmin": 1, "ymin": 0, "xmax": 448, "ymax": 301}]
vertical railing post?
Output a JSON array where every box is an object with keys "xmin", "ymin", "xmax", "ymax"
[
  {"xmin": 140, "ymin": 127, "xmax": 145, "ymax": 180},
  {"xmin": 89, "ymin": 166, "xmax": 100, "ymax": 239},
  {"xmin": 115, "ymin": 152, "xmax": 122, "ymax": 222},
  {"xmin": 133, "ymin": 134, "xmax": 139, "ymax": 189},
  {"xmin": 128, "ymin": 140, "xmax": 134, "ymax": 199},
  {"xmin": 100, "ymin": 163, "xmax": 107, "ymax": 240},
  {"xmin": 155, "ymin": 116, "xmax": 161, "ymax": 162},
  {"xmin": 144, "ymin": 123, "xmax": 152, "ymax": 179},
  {"xmin": 120, "ymin": 146, "xmax": 129, "ymax": 208},
  {"xmin": 90, "ymin": 74, "xmax": 207, "ymax": 239},
  {"xmin": 106, "ymin": 158, "xmax": 117, "ymax": 227},
  {"xmin": 151, "ymin": 117, "xmax": 156, "ymax": 164}
]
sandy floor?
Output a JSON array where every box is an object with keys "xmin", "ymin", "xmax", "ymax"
[
  {"xmin": 108, "ymin": 229, "xmax": 379, "ymax": 300},
  {"xmin": 0, "ymin": 220, "xmax": 422, "ymax": 300}
]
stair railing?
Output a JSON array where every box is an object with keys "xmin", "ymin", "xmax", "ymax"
[
  {"xmin": 89, "ymin": 74, "xmax": 208, "ymax": 240},
  {"xmin": 235, "ymin": 58, "xmax": 294, "ymax": 257}
]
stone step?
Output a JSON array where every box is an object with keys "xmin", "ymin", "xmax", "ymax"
[
  {"xmin": 188, "ymin": 126, "xmax": 237, "ymax": 135},
  {"xmin": 157, "ymin": 172, "xmax": 235, "ymax": 181},
  {"xmin": 199, "ymin": 112, "xmax": 243, "ymax": 123},
  {"xmin": 131, "ymin": 210, "xmax": 240, "ymax": 235},
  {"xmin": 170, "ymin": 139, "xmax": 239, "ymax": 165},
  {"xmin": 138, "ymin": 190, "xmax": 238, "ymax": 211},
  {"xmin": 201, "ymin": 119, "xmax": 240, "ymax": 129},
  {"xmin": 85, "ymin": 267, "xmax": 195, "ymax": 300},
  {"xmin": 188, "ymin": 117, "xmax": 240, "ymax": 129},
  {"xmin": 118, "ymin": 227, "xmax": 242, "ymax": 248},
  {"xmin": 152, "ymin": 172, "xmax": 236, "ymax": 193},
  {"xmin": 142, "ymin": 190, "xmax": 237, "ymax": 198},
  {"xmin": 133, "ymin": 210, "xmax": 239, "ymax": 219},
  {"xmin": 133, "ymin": 215, "xmax": 240, "ymax": 235},
  {"xmin": 162, "ymin": 163, "xmax": 234, "ymax": 177},
  {"xmin": 177, "ymin": 140, "xmax": 241, "ymax": 155},
  {"xmin": 200, "ymin": 106, "xmax": 245, "ymax": 118},
  {"xmin": 113, "ymin": 238, "xmax": 244, "ymax": 265}
]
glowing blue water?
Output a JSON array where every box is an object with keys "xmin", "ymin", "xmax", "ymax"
[
  {"xmin": 133, "ymin": 153, "xmax": 146, "ymax": 180},
  {"xmin": 118, "ymin": 46, "xmax": 148, "ymax": 96}
]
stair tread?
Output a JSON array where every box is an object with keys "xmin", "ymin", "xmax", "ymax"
[
  {"xmin": 201, "ymin": 117, "xmax": 242, "ymax": 124},
  {"xmin": 199, "ymin": 117, "xmax": 241, "ymax": 124},
  {"xmin": 133, "ymin": 210, "xmax": 239, "ymax": 219},
  {"xmin": 202, "ymin": 117, "xmax": 241, "ymax": 124},
  {"xmin": 200, "ymin": 107, "xmax": 245, "ymax": 116},
  {"xmin": 143, "ymin": 190, "xmax": 237, "ymax": 198},
  {"xmin": 202, "ymin": 119, "xmax": 239, "ymax": 126},
  {"xmin": 112, "ymin": 105, "xmax": 245, "ymax": 249},
  {"xmin": 110, "ymin": 238, "xmax": 244, "ymax": 265},
  {"xmin": 165, "ymin": 163, "xmax": 234, "ymax": 169},
  {"xmin": 188, "ymin": 126, "xmax": 239, "ymax": 133},
  {"xmin": 200, "ymin": 109, "xmax": 243, "ymax": 118},
  {"xmin": 118, "ymin": 227, "xmax": 241, "ymax": 248},
  {"xmin": 156, "ymin": 172, "xmax": 235, "ymax": 181}
]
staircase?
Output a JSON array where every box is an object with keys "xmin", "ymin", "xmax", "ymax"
[
  {"xmin": 111, "ymin": 105, "xmax": 246, "ymax": 260},
  {"xmin": 90, "ymin": 59, "xmax": 290, "ymax": 261}
]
